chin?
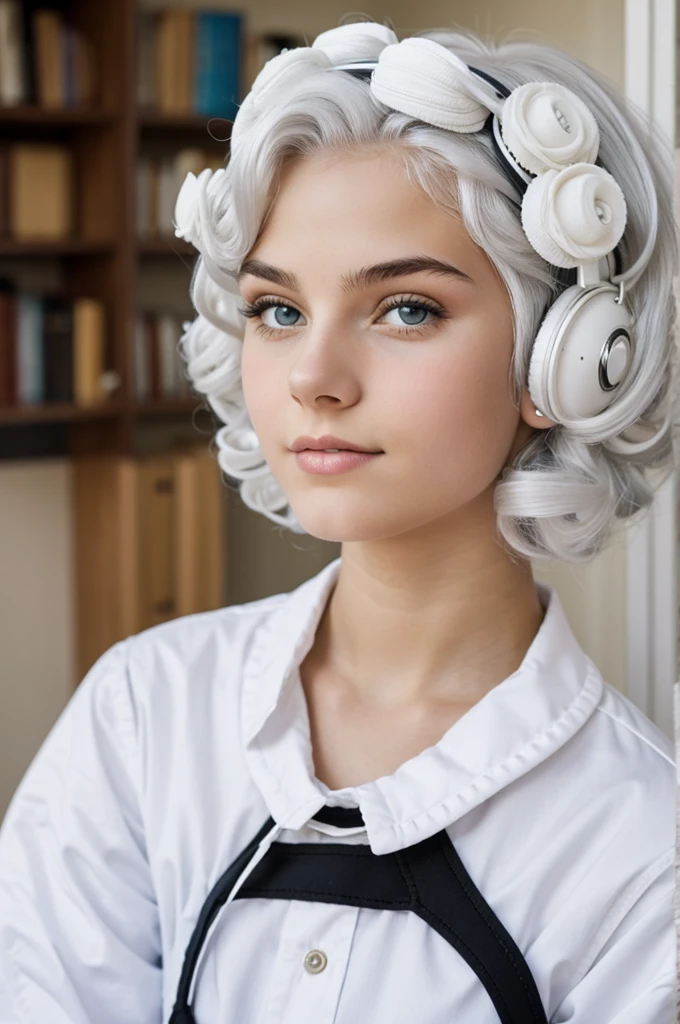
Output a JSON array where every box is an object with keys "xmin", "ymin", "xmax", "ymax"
[
  {"xmin": 287, "ymin": 496, "xmax": 428, "ymax": 543},
  {"xmin": 288, "ymin": 500, "xmax": 386, "ymax": 543},
  {"xmin": 290, "ymin": 516, "xmax": 378, "ymax": 544}
]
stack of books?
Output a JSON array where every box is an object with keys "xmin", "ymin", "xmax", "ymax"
[
  {"xmin": 138, "ymin": 8, "xmax": 242, "ymax": 119},
  {"xmin": 0, "ymin": 286, "xmax": 109, "ymax": 407},
  {"xmin": 137, "ymin": 147, "xmax": 223, "ymax": 240},
  {"xmin": 0, "ymin": 0, "xmax": 95, "ymax": 108},
  {"xmin": 134, "ymin": 311, "xmax": 194, "ymax": 402}
]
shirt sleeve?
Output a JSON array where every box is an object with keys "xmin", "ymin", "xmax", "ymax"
[
  {"xmin": 0, "ymin": 639, "xmax": 163, "ymax": 1024},
  {"xmin": 551, "ymin": 854, "xmax": 676, "ymax": 1023}
]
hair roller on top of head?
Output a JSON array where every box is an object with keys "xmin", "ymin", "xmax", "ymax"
[{"xmin": 175, "ymin": 20, "xmax": 678, "ymax": 562}]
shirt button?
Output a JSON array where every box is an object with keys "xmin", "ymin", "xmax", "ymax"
[{"xmin": 303, "ymin": 949, "xmax": 328, "ymax": 974}]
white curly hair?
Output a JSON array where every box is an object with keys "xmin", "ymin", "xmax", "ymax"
[{"xmin": 177, "ymin": 21, "xmax": 679, "ymax": 563}]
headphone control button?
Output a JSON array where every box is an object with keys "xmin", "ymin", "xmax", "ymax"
[{"xmin": 605, "ymin": 336, "xmax": 630, "ymax": 387}]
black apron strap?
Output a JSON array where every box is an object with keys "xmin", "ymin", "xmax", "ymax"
[
  {"xmin": 169, "ymin": 809, "xmax": 548, "ymax": 1024},
  {"xmin": 169, "ymin": 815, "xmax": 277, "ymax": 1023}
]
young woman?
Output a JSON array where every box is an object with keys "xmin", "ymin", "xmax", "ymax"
[{"xmin": 0, "ymin": 20, "xmax": 676, "ymax": 1024}]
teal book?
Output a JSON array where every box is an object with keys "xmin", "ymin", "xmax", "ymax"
[{"xmin": 194, "ymin": 11, "xmax": 242, "ymax": 120}]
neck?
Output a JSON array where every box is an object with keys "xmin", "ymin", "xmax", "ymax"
[{"xmin": 310, "ymin": 491, "xmax": 546, "ymax": 710}]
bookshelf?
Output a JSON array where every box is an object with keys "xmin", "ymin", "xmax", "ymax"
[{"xmin": 0, "ymin": 0, "xmax": 231, "ymax": 460}]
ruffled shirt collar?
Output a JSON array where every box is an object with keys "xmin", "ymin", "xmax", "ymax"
[{"xmin": 241, "ymin": 557, "xmax": 603, "ymax": 855}]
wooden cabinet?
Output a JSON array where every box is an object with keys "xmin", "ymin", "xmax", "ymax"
[{"xmin": 73, "ymin": 445, "xmax": 226, "ymax": 680}]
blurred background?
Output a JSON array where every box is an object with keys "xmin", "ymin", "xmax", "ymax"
[{"xmin": 0, "ymin": 0, "xmax": 678, "ymax": 820}]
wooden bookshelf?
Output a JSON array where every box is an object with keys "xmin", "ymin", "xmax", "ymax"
[
  {"xmin": 138, "ymin": 110, "xmax": 230, "ymax": 131},
  {"xmin": 0, "ymin": 0, "xmax": 232, "ymax": 460},
  {"xmin": 0, "ymin": 239, "xmax": 114, "ymax": 255},
  {"xmin": 137, "ymin": 237, "xmax": 197, "ymax": 256},
  {"xmin": 0, "ymin": 401, "xmax": 123, "ymax": 424},
  {"xmin": 0, "ymin": 107, "xmax": 114, "ymax": 124}
]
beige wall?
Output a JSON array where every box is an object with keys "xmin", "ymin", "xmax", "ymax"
[
  {"xmin": 1, "ymin": 0, "xmax": 632, "ymax": 821},
  {"xmin": 393, "ymin": 0, "xmax": 624, "ymax": 87},
  {"xmin": 0, "ymin": 462, "xmax": 76, "ymax": 816}
]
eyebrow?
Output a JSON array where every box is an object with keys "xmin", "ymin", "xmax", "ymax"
[{"xmin": 237, "ymin": 255, "xmax": 474, "ymax": 292}]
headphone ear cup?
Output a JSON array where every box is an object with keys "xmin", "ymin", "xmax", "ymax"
[
  {"xmin": 528, "ymin": 284, "xmax": 634, "ymax": 423},
  {"xmin": 528, "ymin": 286, "xmax": 582, "ymax": 419}
]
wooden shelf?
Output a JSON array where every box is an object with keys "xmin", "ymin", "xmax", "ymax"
[
  {"xmin": 137, "ymin": 109, "xmax": 232, "ymax": 141},
  {"xmin": 0, "ymin": 402, "xmax": 122, "ymax": 424},
  {"xmin": 0, "ymin": 106, "xmax": 115, "ymax": 125},
  {"xmin": 133, "ymin": 398, "xmax": 205, "ymax": 417},
  {"xmin": 137, "ymin": 237, "xmax": 197, "ymax": 256},
  {"xmin": 0, "ymin": 238, "xmax": 114, "ymax": 256},
  {"xmin": 0, "ymin": 399, "xmax": 208, "ymax": 425},
  {"xmin": 0, "ymin": 0, "xmax": 229, "ymax": 460}
]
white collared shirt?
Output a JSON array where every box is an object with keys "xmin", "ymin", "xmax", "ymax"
[{"xmin": 0, "ymin": 556, "xmax": 675, "ymax": 1023}]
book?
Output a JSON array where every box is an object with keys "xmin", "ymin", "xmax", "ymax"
[
  {"xmin": 34, "ymin": 8, "xmax": 64, "ymax": 107},
  {"xmin": 157, "ymin": 157, "xmax": 178, "ymax": 235},
  {"xmin": 17, "ymin": 0, "xmax": 65, "ymax": 104},
  {"xmin": 42, "ymin": 295, "xmax": 73, "ymax": 402},
  {"xmin": 174, "ymin": 146, "xmax": 210, "ymax": 182},
  {"xmin": 16, "ymin": 291, "xmax": 43, "ymax": 404},
  {"xmin": 134, "ymin": 313, "xmax": 150, "ymax": 400},
  {"xmin": 72, "ymin": 27, "xmax": 94, "ymax": 105},
  {"xmin": 73, "ymin": 297, "xmax": 105, "ymax": 406},
  {"xmin": 137, "ymin": 11, "xmax": 155, "ymax": 108},
  {"xmin": 9, "ymin": 144, "xmax": 73, "ymax": 239},
  {"xmin": 0, "ymin": 279, "xmax": 16, "ymax": 405},
  {"xmin": 0, "ymin": 1, "xmax": 25, "ymax": 106},
  {"xmin": 194, "ymin": 11, "xmax": 241, "ymax": 119},
  {"xmin": 158, "ymin": 312, "xmax": 182, "ymax": 396},
  {"xmin": 155, "ymin": 10, "xmax": 183, "ymax": 114},
  {"xmin": 174, "ymin": 9, "xmax": 194, "ymax": 115},
  {"xmin": 137, "ymin": 147, "xmax": 223, "ymax": 239},
  {"xmin": 135, "ymin": 310, "xmax": 192, "ymax": 399},
  {"xmin": 146, "ymin": 312, "xmax": 160, "ymax": 399},
  {"xmin": 62, "ymin": 22, "xmax": 76, "ymax": 105},
  {"xmin": 0, "ymin": 144, "xmax": 9, "ymax": 236},
  {"xmin": 148, "ymin": 155, "xmax": 160, "ymax": 235},
  {"xmin": 136, "ymin": 155, "xmax": 153, "ymax": 237}
]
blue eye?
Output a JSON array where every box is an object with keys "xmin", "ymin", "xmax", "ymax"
[
  {"xmin": 238, "ymin": 294, "xmax": 447, "ymax": 336},
  {"xmin": 382, "ymin": 304, "xmax": 431, "ymax": 326},
  {"xmin": 262, "ymin": 305, "xmax": 303, "ymax": 328}
]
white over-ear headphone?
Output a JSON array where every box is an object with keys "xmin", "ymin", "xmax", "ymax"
[{"xmin": 333, "ymin": 55, "xmax": 669, "ymax": 458}]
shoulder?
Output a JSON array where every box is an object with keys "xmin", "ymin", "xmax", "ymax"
[
  {"xmin": 68, "ymin": 589, "xmax": 292, "ymax": 760},
  {"xmin": 592, "ymin": 679, "xmax": 675, "ymax": 773},
  {"xmin": 122, "ymin": 590, "xmax": 289, "ymax": 689},
  {"xmin": 542, "ymin": 680, "xmax": 677, "ymax": 1019},
  {"xmin": 556, "ymin": 677, "xmax": 676, "ymax": 849}
]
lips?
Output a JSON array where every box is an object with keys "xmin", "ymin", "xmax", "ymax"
[
  {"xmin": 290, "ymin": 434, "xmax": 383, "ymax": 454},
  {"xmin": 294, "ymin": 448, "xmax": 382, "ymax": 475}
]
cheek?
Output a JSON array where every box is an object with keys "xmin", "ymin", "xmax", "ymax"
[
  {"xmin": 389, "ymin": 345, "xmax": 518, "ymax": 478},
  {"xmin": 240, "ymin": 339, "xmax": 277, "ymax": 434}
]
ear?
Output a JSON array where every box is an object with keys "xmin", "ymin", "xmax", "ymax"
[{"xmin": 519, "ymin": 386, "xmax": 558, "ymax": 429}]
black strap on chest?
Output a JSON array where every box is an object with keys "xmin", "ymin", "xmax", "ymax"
[{"xmin": 169, "ymin": 807, "xmax": 548, "ymax": 1024}]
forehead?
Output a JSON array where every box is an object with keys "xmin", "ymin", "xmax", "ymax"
[{"xmin": 251, "ymin": 149, "xmax": 484, "ymax": 271}]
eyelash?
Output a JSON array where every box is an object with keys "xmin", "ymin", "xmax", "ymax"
[{"xmin": 237, "ymin": 294, "xmax": 449, "ymax": 337}]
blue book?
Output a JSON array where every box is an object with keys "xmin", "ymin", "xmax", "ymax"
[
  {"xmin": 194, "ymin": 11, "xmax": 242, "ymax": 120},
  {"xmin": 17, "ymin": 292, "xmax": 43, "ymax": 405}
]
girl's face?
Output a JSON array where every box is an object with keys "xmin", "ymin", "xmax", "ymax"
[{"xmin": 239, "ymin": 149, "xmax": 541, "ymax": 543}]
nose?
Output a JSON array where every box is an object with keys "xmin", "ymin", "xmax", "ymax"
[{"xmin": 287, "ymin": 319, "xmax": 362, "ymax": 411}]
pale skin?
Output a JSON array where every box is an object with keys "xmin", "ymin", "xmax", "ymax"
[{"xmin": 239, "ymin": 148, "xmax": 558, "ymax": 791}]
